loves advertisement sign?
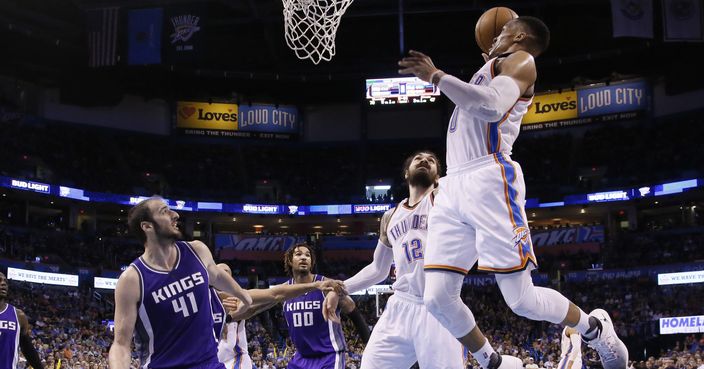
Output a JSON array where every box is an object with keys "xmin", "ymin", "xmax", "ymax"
[
  {"xmin": 176, "ymin": 101, "xmax": 238, "ymax": 131},
  {"xmin": 523, "ymin": 90, "xmax": 578, "ymax": 125}
]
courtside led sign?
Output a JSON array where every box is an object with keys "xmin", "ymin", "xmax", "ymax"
[
  {"xmin": 242, "ymin": 204, "xmax": 281, "ymax": 214},
  {"xmin": 10, "ymin": 179, "xmax": 50, "ymax": 194},
  {"xmin": 657, "ymin": 270, "xmax": 704, "ymax": 286},
  {"xmin": 660, "ymin": 315, "xmax": 704, "ymax": 334},
  {"xmin": 7, "ymin": 267, "xmax": 78, "ymax": 287},
  {"xmin": 94, "ymin": 277, "xmax": 119, "ymax": 290},
  {"xmin": 353, "ymin": 204, "xmax": 392, "ymax": 214}
]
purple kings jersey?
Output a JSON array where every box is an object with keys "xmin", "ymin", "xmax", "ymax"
[
  {"xmin": 283, "ymin": 275, "xmax": 346, "ymax": 357},
  {"xmin": 131, "ymin": 241, "xmax": 219, "ymax": 369},
  {"xmin": 210, "ymin": 288, "xmax": 226, "ymax": 340},
  {"xmin": 0, "ymin": 303, "xmax": 20, "ymax": 369}
]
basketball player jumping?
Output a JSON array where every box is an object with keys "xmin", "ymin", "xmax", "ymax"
[
  {"xmin": 323, "ymin": 151, "xmax": 522, "ymax": 369},
  {"xmin": 212, "ymin": 263, "xmax": 345, "ymax": 369},
  {"xmin": 397, "ymin": 16, "xmax": 628, "ymax": 369},
  {"xmin": 0, "ymin": 271, "xmax": 44, "ymax": 369},
  {"xmin": 109, "ymin": 197, "xmax": 253, "ymax": 369}
]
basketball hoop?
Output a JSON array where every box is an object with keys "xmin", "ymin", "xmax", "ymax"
[{"xmin": 282, "ymin": 0, "xmax": 354, "ymax": 64}]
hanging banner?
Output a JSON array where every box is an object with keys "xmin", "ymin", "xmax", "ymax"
[
  {"xmin": 663, "ymin": 0, "xmax": 703, "ymax": 42},
  {"xmin": 164, "ymin": 6, "xmax": 206, "ymax": 64},
  {"xmin": 610, "ymin": 0, "xmax": 654, "ymax": 38},
  {"xmin": 127, "ymin": 8, "xmax": 163, "ymax": 65}
]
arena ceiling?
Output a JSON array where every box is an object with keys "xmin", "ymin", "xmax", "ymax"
[{"xmin": 0, "ymin": 0, "xmax": 701, "ymax": 103}]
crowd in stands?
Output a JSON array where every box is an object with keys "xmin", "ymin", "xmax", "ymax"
[
  {"xmin": 2, "ymin": 219, "xmax": 702, "ymax": 279},
  {"xmin": 6, "ymin": 274, "xmax": 703, "ymax": 369},
  {"xmin": 2, "ymin": 111, "xmax": 703, "ymax": 204}
]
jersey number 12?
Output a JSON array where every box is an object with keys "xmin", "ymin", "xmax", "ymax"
[{"xmin": 402, "ymin": 239, "xmax": 423, "ymax": 262}]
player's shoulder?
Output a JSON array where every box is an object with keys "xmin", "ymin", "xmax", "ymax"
[
  {"xmin": 186, "ymin": 240, "xmax": 213, "ymax": 261},
  {"xmin": 380, "ymin": 206, "xmax": 398, "ymax": 231},
  {"xmin": 116, "ymin": 265, "xmax": 141, "ymax": 289},
  {"xmin": 14, "ymin": 307, "xmax": 30, "ymax": 331},
  {"xmin": 115, "ymin": 267, "xmax": 142, "ymax": 302},
  {"xmin": 14, "ymin": 306, "xmax": 26, "ymax": 319},
  {"xmin": 382, "ymin": 206, "xmax": 397, "ymax": 222},
  {"xmin": 187, "ymin": 239, "xmax": 208, "ymax": 250}
]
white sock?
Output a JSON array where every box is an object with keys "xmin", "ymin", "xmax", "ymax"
[{"xmin": 471, "ymin": 338, "xmax": 497, "ymax": 369}]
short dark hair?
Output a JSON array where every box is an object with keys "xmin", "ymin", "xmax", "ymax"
[
  {"xmin": 402, "ymin": 150, "xmax": 442, "ymax": 186},
  {"xmin": 283, "ymin": 243, "xmax": 316, "ymax": 276},
  {"xmin": 516, "ymin": 16, "xmax": 550, "ymax": 56},
  {"xmin": 127, "ymin": 198, "xmax": 159, "ymax": 243}
]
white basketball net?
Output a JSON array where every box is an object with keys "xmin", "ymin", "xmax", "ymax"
[{"xmin": 282, "ymin": 0, "xmax": 354, "ymax": 64}]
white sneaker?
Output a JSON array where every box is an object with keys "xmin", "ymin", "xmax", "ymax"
[
  {"xmin": 586, "ymin": 309, "xmax": 629, "ymax": 369},
  {"xmin": 496, "ymin": 355, "xmax": 524, "ymax": 369}
]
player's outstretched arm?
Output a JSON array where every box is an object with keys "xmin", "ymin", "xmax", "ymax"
[
  {"xmin": 224, "ymin": 279, "xmax": 345, "ymax": 321},
  {"xmin": 189, "ymin": 240, "xmax": 253, "ymax": 309},
  {"xmin": 343, "ymin": 208, "xmax": 395, "ymax": 294},
  {"xmin": 398, "ymin": 50, "xmax": 536, "ymax": 122},
  {"xmin": 109, "ymin": 268, "xmax": 141, "ymax": 369},
  {"xmin": 17, "ymin": 309, "xmax": 44, "ymax": 369},
  {"xmin": 324, "ymin": 208, "xmax": 394, "ymax": 323}
]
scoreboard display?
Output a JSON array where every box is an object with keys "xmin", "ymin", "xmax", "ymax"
[{"xmin": 365, "ymin": 77, "xmax": 440, "ymax": 105}]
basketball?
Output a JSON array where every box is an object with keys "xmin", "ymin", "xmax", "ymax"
[{"xmin": 475, "ymin": 7, "xmax": 519, "ymax": 53}]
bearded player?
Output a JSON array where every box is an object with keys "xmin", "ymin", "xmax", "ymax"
[{"xmin": 324, "ymin": 151, "xmax": 522, "ymax": 369}]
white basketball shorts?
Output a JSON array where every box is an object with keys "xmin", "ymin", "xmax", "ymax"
[
  {"xmin": 425, "ymin": 153, "xmax": 538, "ymax": 275},
  {"xmin": 361, "ymin": 291, "xmax": 466, "ymax": 369}
]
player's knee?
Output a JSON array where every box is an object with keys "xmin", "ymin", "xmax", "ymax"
[
  {"xmin": 505, "ymin": 292, "xmax": 537, "ymax": 319},
  {"xmin": 500, "ymin": 283, "xmax": 567, "ymax": 323},
  {"xmin": 500, "ymin": 282, "xmax": 539, "ymax": 319}
]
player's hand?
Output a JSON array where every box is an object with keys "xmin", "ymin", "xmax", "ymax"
[
  {"xmin": 223, "ymin": 296, "xmax": 248, "ymax": 320},
  {"xmin": 318, "ymin": 279, "xmax": 347, "ymax": 295},
  {"xmin": 322, "ymin": 291, "xmax": 341, "ymax": 324},
  {"xmin": 398, "ymin": 50, "xmax": 440, "ymax": 82}
]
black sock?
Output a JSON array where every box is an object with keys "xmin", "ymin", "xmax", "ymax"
[
  {"xmin": 487, "ymin": 352, "xmax": 503, "ymax": 369},
  {"xmin": 584, "ymin": 316, "xmax": 601, "ymax": 339}
]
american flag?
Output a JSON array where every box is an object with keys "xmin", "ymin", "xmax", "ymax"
[{"xmin": 87, "ymin": 7, "xmax": 120, "ymax": 68}]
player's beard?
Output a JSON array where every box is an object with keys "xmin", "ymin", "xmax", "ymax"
[
  {"xmin": 296, "ymin": 264, "xmax": 311, "ymax": 276},
  {"xmin": 153, "ymin": 221, "xmax": 182, "ymax": 242},
  {"xmin": 408, "ymin": 169, "xmax": 434, "ymax": 188}
]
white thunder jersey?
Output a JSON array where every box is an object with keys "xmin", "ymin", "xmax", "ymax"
[
  {"xmin": 446, "ymin": 56, "xmax": 532, "ymax": 171},
  {"xmin": 560, "ymin": 328, "xmax": 581, "ymax": 360},
  {"xmin": 386, "ymin": 192, "xmax": 433, "ymax": 298},
  {"xmin": 218, "ymin": 320, "xmax": 250, "ymax": 365}
]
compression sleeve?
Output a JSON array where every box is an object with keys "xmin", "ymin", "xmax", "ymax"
[
  {"xmin": 344, "ymin": 240, "xmax": 394, "ymax": 294},
  {"xmin": 438, "ymin": 74, "xmax": 521, "ymax": 122}
]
